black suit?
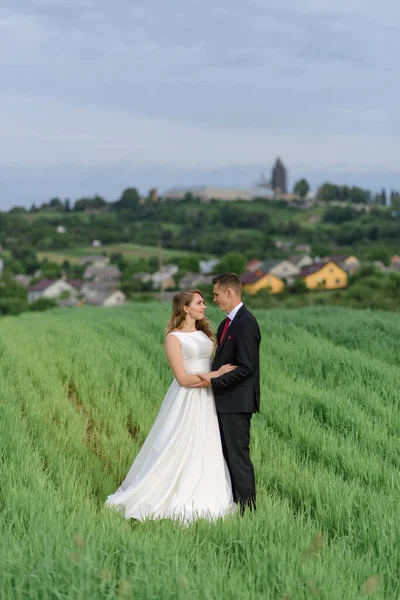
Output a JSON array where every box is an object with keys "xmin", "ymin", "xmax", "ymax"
[{"xmin": 211, "ymin": 305, "xmax": 261, "ymax": 512}]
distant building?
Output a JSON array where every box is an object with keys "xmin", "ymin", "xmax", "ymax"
[
  {"xmin": 83, "ymin": 264, "xmax": 120, "ymax": 281},
  {"xmin": 294, "ymin": 243, "xmax": 312, "ymax": 254},
  {"xmin": 240, "ymin": 269, "xmax": 285, "ymax": 296},
  {"xmin": 199, "ymin": 259, "xmax": 219, "ymax": 275},
  {"xmin": 300, "ymin": 262, "xmax": 347, "ymax": 290},
  {"xmin": 162, "ymin": 186, "xmax": 255, "ymax": 202},
  {"xmin": 246, "ymin": 259, "xmax": 263, "ymax": 272},
  {"xmin": 14, "ymin": 274, "xmax": 31, "ymax": 287},
  {"xmin": 80, "ymin": 255, "xmax": 108, "ymax": 267},
  {"xmin": 85, "ymin": 290, "xmax": 126, "ymax": 307},
  {"xmin": 179, "ymin": 273, "xmax": 213, "ymax": 290},
  {"xmin": 271, "ymin": 158, "xmax": 287, "ymax": 194},
  {"xmin": 289, "ymin": 255, "xmax": 313, "ymax": 270},
  {"xmin": 151, "ymin": 265, "xmax": 179, "ymax": 290},
  {"xmin": 260, "ymin": 259, "xmax": 300, "ymax": 284},
  {"xmin": 149, "ymin": 188, "xmax": 159, "ymax": 203},
  {"xmin": 28, "ymin": 279, "xmax": 80, "ymax": 302},
  {"xmin": 81, "ymin": 280, "xmax": 119, "ymax": 300}
]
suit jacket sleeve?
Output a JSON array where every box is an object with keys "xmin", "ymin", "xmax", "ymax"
[{"xmin": 211, "ymin": 320, "xmax": 260, "ymax": 391}]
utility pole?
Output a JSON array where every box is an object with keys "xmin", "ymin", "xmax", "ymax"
[{"xmin": 158, "ymin": 234, "xmax": 164, "ymax": 303}]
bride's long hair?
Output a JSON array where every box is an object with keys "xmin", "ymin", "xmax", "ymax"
[{"xmin": 166, "ymin": 289, "xmax": 217, "ymax": 347}]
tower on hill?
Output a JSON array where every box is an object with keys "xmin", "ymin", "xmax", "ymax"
[{"xmin": 271, "ymin": 157, "xmax": 287, "ymax": 194}]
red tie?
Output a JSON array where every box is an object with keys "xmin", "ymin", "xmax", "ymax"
[{"xmin": 220, "ymin": 317, "xmax": 231, "ymax": 343}]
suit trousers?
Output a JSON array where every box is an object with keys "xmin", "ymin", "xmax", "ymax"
[{"xmin": 217, "ymin": 413, "xmax": 256, "ymax": 513}]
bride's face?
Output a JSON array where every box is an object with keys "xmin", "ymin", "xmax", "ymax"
[{"xmin": 186, "ymin": 293, "xmax": 206, "ymax": 321}]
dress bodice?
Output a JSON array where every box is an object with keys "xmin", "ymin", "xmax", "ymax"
[{"xmin": 168, "ymin": 331, "xmax": 213, "ymax": 374}]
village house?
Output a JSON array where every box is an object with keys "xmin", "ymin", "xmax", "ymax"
[
  {"xmin": 80, "ymin": 280, "xmax": 119, "ymax": 300},
  {"xmin": 179, "ymin": 273, "xmax": 213, "ymax": 290},
  {"xmin": 28, "ymin": 279, "xmax": 82, "ymax": 302},
  {"xmin": 56, "ymin": 297, "xmax": 81, "ymax": 308},
  {"xmin": 300, "ymin": 261, "xmax": 347, "ymax": 290},
  {"xmin": 133, "ymin": 272, "xmax": 152, "ymax": 284},
  {"xmin": 288, "ymin": 255, "xmax": 314, "ymax": 270},
  {"xmin": 294, "ymin": 243, "xmax": 312, "ymax": 254},
  {"xmin": 80, "ymin": 255, "xmax": 109, "ymax": 267},
  {"xmin": 323, "ymin": 255, "xmax": 360, "ymax": 274},
  {"xmin": 14, "ymin": 274, "xmax": 32, "ymax": 288},
  {"xmin": 83, "ymin": 264, "xmax": 121, "ymax": 282},
  {"xmin": 274, "ymin": 240, "xmax": 294, "ymax": 251},
  {"xmin": 390, "ymin": 255, "xmax": 400, "ymax": 269},
  {"xmin": 85, "ymin": 290, "xmax": 126, "ymax": 307},
  {"xmin": 199, "ymin": 259, "xmax": 219, "ymax": 275},
  {"xmin": 260, "ymin": 259, "xmax": 300, "ymax": 283},
  {"xmin": 151, "ymin": 265, "xmax": 179, "ymax": 290},
  {"xmin": 240, "ymin": 269, "xmax": 285, "ymax": 296},
  {"xmin": 246, "ymin": 259, "xmax": 263, "ymax": 272}
]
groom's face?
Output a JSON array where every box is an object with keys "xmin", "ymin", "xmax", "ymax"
[{"xmin": 213, "ymin": 283, "xmax": 230, "ymax": 312}]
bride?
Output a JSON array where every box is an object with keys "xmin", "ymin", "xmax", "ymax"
[{"xmin": 106, "ymin": 289, "xmax": 237, "ymax": 523}]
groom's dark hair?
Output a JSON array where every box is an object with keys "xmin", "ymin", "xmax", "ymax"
[{"xmin": 212, "ymin": 273, "xmax": 242, "ymax": 295}]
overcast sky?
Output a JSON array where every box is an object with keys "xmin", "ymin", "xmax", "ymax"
[{"xmin": 1, "ymin": 0, "xmax": 399, "ymax": 208}]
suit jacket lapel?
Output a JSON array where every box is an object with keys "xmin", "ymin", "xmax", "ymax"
[{"xmin": 215, "ymin": 305, "xmax": 246, "ymax": 357}]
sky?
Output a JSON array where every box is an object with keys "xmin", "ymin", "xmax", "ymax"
[{"xmin": 1, "ymin": 0, "xmax": 399, "ymax": 208}]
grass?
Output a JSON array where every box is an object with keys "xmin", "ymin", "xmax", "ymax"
[{"xmin": 1, "ymin": 304, "xmax": 399, "ymax": 599}]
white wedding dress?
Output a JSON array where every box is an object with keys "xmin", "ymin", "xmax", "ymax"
[{"xmin": 106, "ymin": 330, "xmax": 237, "ymax": 523}]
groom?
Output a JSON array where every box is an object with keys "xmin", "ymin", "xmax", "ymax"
[{"xmin": 194, "ymin": 273, "xmax": 261, "ymax": 514}]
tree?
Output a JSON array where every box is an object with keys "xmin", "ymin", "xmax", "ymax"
[
  {"xmin": 290, "ymin": 278, "xmax": 309, "ymax": 294},
  {"xmin": 349, "ymin": 186, "xmax": 368, "ymax": 203},
  {"xmin": 317, "ymin": 183, "xmax": 339, "ymax": 202},
  {"xmin": 322, "ymin": 207, "xmax": 356, "ymax": 224},
  {"xmin": 293, "ymin": 179, "xmax": 310, "ymax": 198},
  {"xmin": 184, "ymin": 192, "xmax": 194, "ymax": 202},
  {"xmin": 115, "ymin": 188, "xmax": 140, "ymax": 210},
  {"xmin": 216, "ymin": 252, "xmax": 247, "ymax": 275},
  {"xmin": 362, "ymin": 247, "xmax": 391, "ymax": 266},
  {"xmin": 0, "ymin": 298, "xmax": 29, "ymax": 315},
  {"xmin": 30, "ymin": 297, "xmax": 58, "ymax": 312},
  {"xmin": 74, "ymin": 195, "xmax": 107, "ymax": 211},
  {"xmin": 177, "ymin": 255, "xmax": 200, "ymax": 273},
  {"xmin": 49, "ymin": 197, "xmax": 64, "ymax": 210}
]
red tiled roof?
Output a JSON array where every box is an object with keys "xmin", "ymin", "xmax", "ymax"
[
  {"xmin": 246, "ymin": 259, "xmax": 262, "ymax": 271},
  {"xmin": 299, "ymin": 263, "xmax": 325, "ymax": 277},
  {"xmin": 300, "ymin": 261, "xmax": 346, "ymax": 277},
  {"xmin": 240, "ymin": 271, "xmax": 264, "ymax": 284},
  {"xmin": 28, "ymin": 279, "xmax": 56, "ymax": 291},
  {"xmin": 67, "ymin": 279, "xmax": 82, "ymax": 289}
]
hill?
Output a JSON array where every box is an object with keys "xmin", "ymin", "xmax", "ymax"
[
  {"xmin": 1, "ymin": 305, "xmax": 400, "ymax": 599},
  {"xmin": 2, "ymin": 197, "xmax": 400, "ymax": 264}
]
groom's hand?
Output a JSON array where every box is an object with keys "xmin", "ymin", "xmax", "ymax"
[{"xmin": 189, "ymin": 374, "xmax": 212, "ymax": 388}]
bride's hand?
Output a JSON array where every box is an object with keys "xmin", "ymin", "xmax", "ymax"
[{"xmin": 217, "ymin": 363, "xmax": 237, "ymax": 376}]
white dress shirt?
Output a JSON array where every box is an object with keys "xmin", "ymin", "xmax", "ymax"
[{"xmin": 227, "ymin": 302, "xmax": 243, "ymax": 325}]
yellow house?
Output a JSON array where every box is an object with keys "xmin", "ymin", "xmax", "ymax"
[
  {"xmin": 240, "ymin": 269, "xmax": 285, "ymax": 295},
  {"xmin": 323, "ymin": 254, "xmax": 360, "ymax": 274},
  {"xmin": 301, "ymin": 261, "xmax": 348, "ymax": 290}
]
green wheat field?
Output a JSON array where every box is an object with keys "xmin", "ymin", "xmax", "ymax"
[{"xmin": 1, "ymin": 304, "xmax": 400, "ymax": 600}]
